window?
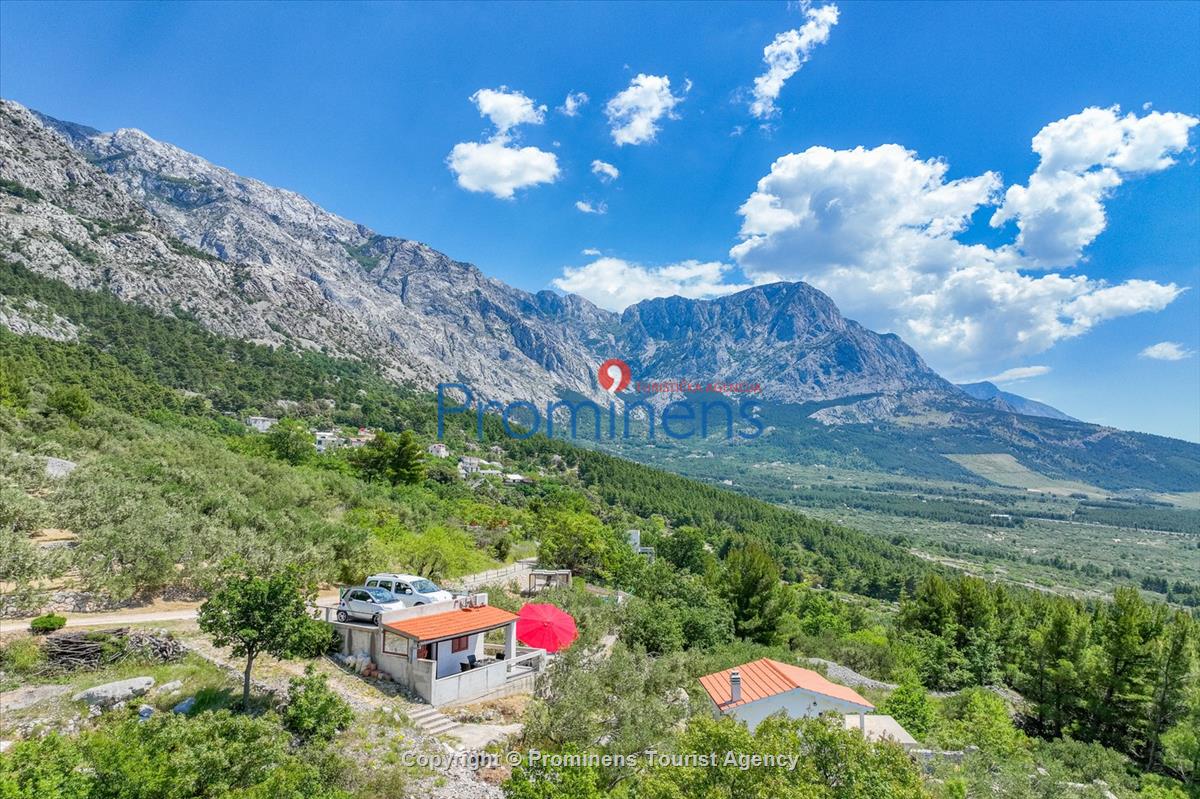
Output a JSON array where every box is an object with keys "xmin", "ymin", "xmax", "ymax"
[
  {"xmin": 349, "ymin": 590, "xmax": 369, "ymax": 601},
  {"xmin": 451, "ymin": 636, "xmax": 469, "ymax": 653},
  {"xmin": 417, "ymin": 644, "xmax": 432, "ymax": 660},
  {"xmin": 381, "ymin": 631, "xmax": 408, "ymax": 659}
]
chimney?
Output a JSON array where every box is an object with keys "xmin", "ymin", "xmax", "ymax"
[{"xmin": 729, "ymin": 670, "xmax": 742, "ymax": 704}]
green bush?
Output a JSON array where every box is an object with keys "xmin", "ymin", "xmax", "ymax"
[
  {"xmin": 29, "ymin": 613, "xmax": 67, "ymax": 634},
  {"xmin": 0, "ymin": 710, "xmax": 351, "ymax": 798},
  {"xmin": 0, "ymin": 637, "xmax": 44, "ymax": 673},
  {"xmin": 45, "ymin": 385, "xmax": 92, "ymax": 422},
  {"xmin": 282, "ymin": 666, "xmax": 353, "ymax": 744}
]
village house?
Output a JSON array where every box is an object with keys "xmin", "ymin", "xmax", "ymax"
[
  {"xmin": 324, "ymin": 595, "xmax": 546, "ymax": 706},
  {"xmin": 699, "ymin": 658, "xmax": 883, "ymax": 731},
  {"xmin": 458, "ymin": 457, "xmax": 501, "ymax": 477},
  {"xmin": 244, "ymin": 416, "xmax": 277, "ymax": 433},
  {"xmin": 627, "ymin": 529, "xmax": 655, "ymax": 561},
  {"xmin": 313, "ymin": 430, "xmax": 341, "ymax": 454},
  {"xmin": 427, "ymin": 443, "xmax": 450, "ymax": 458}
]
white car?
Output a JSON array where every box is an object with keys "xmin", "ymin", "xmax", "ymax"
[
  {"xmin": 336, "ymin": 586, "xmax": 406, "ymax": 625},
  {"xmin": 364, "ymin": 573, "xmax": 453, "ymax": 607}
]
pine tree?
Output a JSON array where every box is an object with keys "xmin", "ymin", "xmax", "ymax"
[
  {"xmin": 1086, "ymin": 586, "xmax": 1159, "ymax": 750},
  {"xmin": 1144, "ymin": 609, "xmax": 1195, "ymax": 769},
  {"xmin": 722, "ymin": 540, "xmax": 790, "ymax": 644}
]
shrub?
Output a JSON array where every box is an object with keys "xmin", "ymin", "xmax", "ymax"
[
  {"xmin": 45, "ymin": 386, "xmax": 92, "ymax": 422},
  {"xmin": 282, "ymin": 665, "xmax": 353, "ymax": 743},
  {"xmin": 29, "ymin": 613, "xmax": 67, "ymax": 634},
  {"xmin": 0, "ymin": 637, "xmax": 44, "ymax": 673},
  {"xmin": 0, "ymin": 711, "xmax": 350, "ymax": 797}
]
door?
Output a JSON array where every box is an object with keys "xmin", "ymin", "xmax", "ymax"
[{"xmin": 396, "ymin": 582, "xmax": 416, "ymax": 606}]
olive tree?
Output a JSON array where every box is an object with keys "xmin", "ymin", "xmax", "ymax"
[{"xmin": 198, "ymin": 562, "xmax": 331, "ymax": 708}]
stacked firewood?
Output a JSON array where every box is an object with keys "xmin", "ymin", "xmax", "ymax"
[{"xmin": 41, "ymin": 628, "xmax": 186, "ymax": 669}]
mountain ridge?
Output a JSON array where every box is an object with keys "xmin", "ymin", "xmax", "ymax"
[
  {"xmin": 5, "ymin": 99, "xmax": 959, "ymax": 408},
  {"xmin": 956, "ymin": 381, "xmax": 1079, "ymax": 422},
  {"xmin": 3, "ymin": 99, "xmax": 1198, "ymax": 492}
]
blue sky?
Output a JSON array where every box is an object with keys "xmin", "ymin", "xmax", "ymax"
[{"xmin": 2, "ymin": 0, "xmax": 1198, "ymax": 441}]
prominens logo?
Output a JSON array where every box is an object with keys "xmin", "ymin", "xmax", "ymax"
[
  {"xmin": 598, "ymin": 358, "xmax": 631, "ymax": 393},
  {"xmin": 436, "ymin": 358, "xmax": 765, "ymax": 442}
]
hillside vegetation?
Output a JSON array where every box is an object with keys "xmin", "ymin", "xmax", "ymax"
[
  {"xmin": 0, "ymin": 261, "xmax": 931, "ymax": 606},
  {"xmin": 3, "ymin": 262, "xmax": 1199, "ymax": 798}
]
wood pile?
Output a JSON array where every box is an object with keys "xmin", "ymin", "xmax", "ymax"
[{"xmin": 42, "ymin": 627, "xmax": 186, "ymax": 670}]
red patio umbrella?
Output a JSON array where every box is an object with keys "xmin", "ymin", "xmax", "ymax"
[{"xmin": 516, "ymin": 603, "xmax": 578, "ymax": 653}]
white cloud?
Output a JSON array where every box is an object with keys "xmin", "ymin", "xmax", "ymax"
[
  {"xmin": 469, "ymin": 87, "xmax": 546, "ymax": 134},
  {"xmin": 1140, "ymin": 341, "xmax": 1195, "ymax": 361},
  {"xmin": 448, "ymin": 87, "xmax": 559, "ymax": 199},
  {"xmin": 750, "ymin": 3, "xmax": 839, "ymax": 120},
  {"xmin": 991, "ymin": 106, "xmax": 1199, "ymax": 267},
  {"xmin": 553, "ymin": 257, "xmax": 750, "ymax": 311},
  {"xmin": 605, "ymin": 74, "xmax": 685, "ymax": 146},
  {"xmin": 447, "ymin": 139, "xmax": 559, "ymax": 199},
  {"xmin": 591, "ymin": 159, "xmax": 620, "ymax": 182},
  {"xmin": 575, "ymin": 200, "xmax": 607, "ymax": 215},
  {"xmin": 728, "ymin": 112, "xmax": 1191, "ymax": 372},
  {"xmin": 581, "ymin": 248, "xmax": 602, "ymax": 256},
  {"xmin": 981, "ymin": 365, "xmax": 1052, "ymax": 384},
  {"xmin": 558, "ymin": 91, "xmax": 589, "ymax": 117}
]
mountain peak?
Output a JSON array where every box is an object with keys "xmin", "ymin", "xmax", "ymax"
[{"xmin": 0, "ymin": 99, "xmax": 993, "ymax": 410}]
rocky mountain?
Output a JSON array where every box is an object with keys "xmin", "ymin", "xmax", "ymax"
[
  {"xmin": 957, "ymin": 381, "xmax": 1078, "ymax": 422},
  {"xmin": 1, "ymin": 99, "xmax": 957, "ymax": 410},
  {"xmin": 620, "ymin": 284, "xmax": 956, "ymax": 401},
  {"xmin": 2, "ymin": 100, "xmax": 1197, "ymax": 491}
]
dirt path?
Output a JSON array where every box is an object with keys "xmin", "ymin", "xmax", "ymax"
[
  {"xmin": 0, "ymin": 609, "xmax": 199, "ymax": 635},
  {"xmin": 1, "ymin": 560, "xmax": 538, "ymax": 636}
]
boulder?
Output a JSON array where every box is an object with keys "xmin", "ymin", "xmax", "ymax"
[
  {"xmin": 172, "ymin": 696, "xmax": 196, "ymax": 715},
  {"xmin": 72, "ymin": 677, "xmax": 155, "ymax": 707},
  {"xmin": 44, "ymin": 457, "xmax": 78, "ymax": 479},
  {"xmin": 156, "ymin": 680, "xmax": 183, "ymax": 694}
]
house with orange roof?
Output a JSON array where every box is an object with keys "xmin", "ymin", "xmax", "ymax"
[
  {"xmin": 322, "ymin": 594, "xmax": 546, "ymax": 706},
  {"xmin": 698, "ymin": 657, "xmax": 878, "ymax": 731}
]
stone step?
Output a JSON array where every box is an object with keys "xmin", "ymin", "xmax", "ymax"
[
  {"xmin": 406, "ymin": 704, "xmax": 461, "ymax": 736},
  {"xmin": 423, "ymin": 718, "xmax": 460, "ymax": 735},
  {"xmin": 408, "ymin": 707, "xmax": 443, "ymax": 721}
]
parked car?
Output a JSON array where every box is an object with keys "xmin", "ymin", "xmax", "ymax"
[
  {"xmin": 336, "ymin": 585, "xmax": 406, "ymax": 625},
  {"xmin": 364, "ymin": 573, "xmax": 453, "ymax": 606}
]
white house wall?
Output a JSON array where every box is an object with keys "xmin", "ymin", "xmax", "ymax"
[
  {"xmin": 433, "ymin": 633, "xmax": 484, "ymax": 678},
  {"xmin": 719, "ymin": 687, "xmax": 873, "ymax": 731}
]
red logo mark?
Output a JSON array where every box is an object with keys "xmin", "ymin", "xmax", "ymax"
[{"xmin": 598, "ymin": 358, "xmax": 632, "ymax": 393}]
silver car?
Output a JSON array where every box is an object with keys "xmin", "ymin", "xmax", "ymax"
[{"xmin": 336, "ymin": 586, "xmax": 405, "ymax": 625}]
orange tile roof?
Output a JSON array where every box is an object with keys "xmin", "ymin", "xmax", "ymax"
[
  {"xmin": 698, "ymin": 658, "xmax": 874, "ymax": 711},
  {"xmin": 383, "ymin": 605, "xmax": 518, "ymax": 643}
]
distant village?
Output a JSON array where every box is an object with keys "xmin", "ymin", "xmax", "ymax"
[{"xmin": 244, "ymin": 416, "xmax": 533, "ymax": 484}]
